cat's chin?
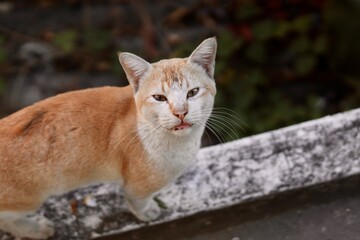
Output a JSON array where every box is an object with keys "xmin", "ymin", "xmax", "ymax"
[
  {"xmin": 168, "ymin": 122, "xmax": 193, "ymax": 136},
  {"xmin": 169, "ymin": 127, "xmax": 193, "ymax": 136}
]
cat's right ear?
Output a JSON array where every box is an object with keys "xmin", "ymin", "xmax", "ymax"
[{"xmin": 118, "ymin": 52, "xmax": 152, "ymax": 93}]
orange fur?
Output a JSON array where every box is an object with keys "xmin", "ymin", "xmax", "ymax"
[
  {"xmin": 0, "ymin": 86, "xmax": 165, "ymax": 210},
  {"xmin": 0, "ymin": 37, "xmax": 217, "ymax": 238}
]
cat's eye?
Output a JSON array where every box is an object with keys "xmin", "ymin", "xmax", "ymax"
[
  {"xmin": 187, "ymin": 88, "xmax": 200, "ymax": 98},
  {"xmin": 153, "ymin": 95, "xmax": 167, "ymax": 102}
]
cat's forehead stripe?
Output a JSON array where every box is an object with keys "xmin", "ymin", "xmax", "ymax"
[{"xmin": 160, "ymin": 64, "xmax": 186, "ymax": 89}]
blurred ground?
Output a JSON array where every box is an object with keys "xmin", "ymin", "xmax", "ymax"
[{"xmin": 102, "ymin": 174, "xmax": 360, "ymax": 240}]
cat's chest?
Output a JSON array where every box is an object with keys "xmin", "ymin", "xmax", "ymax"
[{"xmin": 145, "ymin": 136, "xmax": 200, "ymax": 179}]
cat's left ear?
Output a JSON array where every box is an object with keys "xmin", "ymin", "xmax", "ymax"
[
  {"xmin": 188, "ymin": 37, "xmax": 217, "ymax": 79},
  {"xmin": 118, "ymin": 52, "xmax": 152, "ymax": 93}
]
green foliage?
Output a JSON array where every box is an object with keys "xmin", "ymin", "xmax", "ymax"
[
  {"xmin": 111, "ymin": 52, "xmax": 126, "ymax": 78},
  {"xmin": 0, "ymin": 36, "xmax": 6, "ymax": 63},
  {"xmin": 324, "ymin": 0, "xmax": 360, "ymax": 74},
  {"xmin": 236, "ymin": 3, "xmax": 261, "ymax": 20},
  {"xmin": 0, "ymin": 76, "xmax": 5, "ymax": 95},
  {"xmin": 289, "ymin": 35, "xmax": 309, "ymax": 53},
  {"xmin": 273, "ymin": 21, "xmax": 290, "ymax": 38},
  {"xmin": 313, "ymin": 34, "xmax": 328, "ymax": 54},
  {"xmin": 84, "ymin": 29, "xmax": 110, "ymax": 50},
  {"xmin": 292, "ymin": 15, "xmax": 313, "ymax": 33},
  {"xmin": 52, "ymin": 29, "xmax": 111, "ymax": 54},
  {"xmin": 171, "ymin": 42, "xmax": 198, "ymax": 58},
  {"xmin": 0, "ymin": 36, "xmax": 6, "ymax": 96},
  {"xmin": 53, "ymin": 30, "xmax": 78, "ymax": 53},
  {"xmin": 217, "ymin": 30, "xmax": 243, "ymax": 58},
  {"xmin": 294, "ymin": 54, "xmax": 317, "ymax": 75},
  {"xmin": 341, "ymin": 77, "xmax": 360, "ymax": 110},
  {"xmin": 1, "ymin": 0, "xmax": 358, "ymax": 143},
  {"xmin": 206, "ymin": 0, "xmax": 353, "ymax": 140},
  {"xmin": 252, "ymin": 20, "xmax": 275, "ymax": 41},
  {"xmin": 245, "ymin": 41, "xmax": 266, "ymax": 63}
]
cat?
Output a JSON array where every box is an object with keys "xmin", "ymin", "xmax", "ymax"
[{"xmin": 0, "ymin": 37, "xmax": 217, "ymax": 239}]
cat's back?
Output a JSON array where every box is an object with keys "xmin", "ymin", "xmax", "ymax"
[
  {"xmin": 0, "ymin": 85, "xmax": 137, "ymax": 164},
  {"xmin": 0, "ymin": 85, "xmax": 135, "ymax": 136},
  {"xmin": 0, "ymin": 85, "xmax": 136, "ymax": 196}
]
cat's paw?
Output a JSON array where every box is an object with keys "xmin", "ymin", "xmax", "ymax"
[
  {"xmin": 135, "ymin": 200, "xmax": 161, "ymax": 222},
  {"xmin": 23, "ymin": 216, "xmax": 55, "ymax": 239},
  {"xmin": 37, "ymin": 216, "xmax": 55, "ymax": 238},
  {"xmin": 7, "ymin": 215, "xmax": 55, "ymax": 239}
]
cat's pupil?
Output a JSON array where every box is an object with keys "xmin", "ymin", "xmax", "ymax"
[{"xmin": 153, "ymin": 95, "xmax": 167, "ymax": 102}]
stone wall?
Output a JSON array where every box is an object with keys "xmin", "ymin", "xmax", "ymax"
[{"xmin": 2, "ymin": 108, "xmax": 359, "ymax": 239}]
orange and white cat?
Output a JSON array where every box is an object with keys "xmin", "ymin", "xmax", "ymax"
[{"xmin": 0, "ymin": 37, "xmax": 217, "ymax": 239}]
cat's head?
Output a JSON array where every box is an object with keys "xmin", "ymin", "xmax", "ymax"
[{"xmin": 118, "ymin": 37, "xmax": 217, "ymax": 136}]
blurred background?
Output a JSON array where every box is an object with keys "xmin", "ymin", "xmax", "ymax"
[{"xmin": 0, "ymin": 0, "xmax": 360, "ymax": 144}]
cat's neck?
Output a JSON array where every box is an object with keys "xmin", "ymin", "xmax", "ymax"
[{"xmin": 136, "ymin": 119, "xmax": 203, "ymax": 177}]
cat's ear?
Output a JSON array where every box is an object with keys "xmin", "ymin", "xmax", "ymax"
[
  {"xmin": 188, "ymin": 37, "xmax": 217, "ymax": 79},
  {"xmin": 118, "ymin": 52, "xmax": 152, "ymax": 93}
]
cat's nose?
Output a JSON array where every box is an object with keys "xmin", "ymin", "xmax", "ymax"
[{"xmin": 173, "ymin": 111, "xmax": 188, "ymax": 120}]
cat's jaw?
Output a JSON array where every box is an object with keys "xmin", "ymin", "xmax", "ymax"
[
  {"xmin": 171, "ymin": 121, "xmax": 192, "ymax": 131},
  {"xmin": 137, "ymin": 116, "xmax": 203, "ymax": 137}
]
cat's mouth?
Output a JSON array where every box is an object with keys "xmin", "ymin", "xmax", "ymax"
[{"xmin": 171, "ymin": 121, "xmax": 193, "ymax": 131}]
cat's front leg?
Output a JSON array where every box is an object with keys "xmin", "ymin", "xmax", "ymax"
[
  {"xmin": 124, "ymin": 193, "xmax": 161, "ymax": 222},
  {"xmin": 0, "ymin": 212, "xmax": 54, "ymax": 239}
]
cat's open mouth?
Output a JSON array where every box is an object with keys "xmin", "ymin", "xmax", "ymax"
[{"xmin": 172, "ymin": 122, "xmax": 193, "ymax": 131}]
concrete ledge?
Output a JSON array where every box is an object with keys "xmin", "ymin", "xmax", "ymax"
[{"xmin": 1, "ymin": 108, "xmax": 360, "ymax": 240}]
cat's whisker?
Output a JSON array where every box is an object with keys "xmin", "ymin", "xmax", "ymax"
[
  {"xmin": 212, "ymin": 107, "xmax": 249, "ymax": 128},
  {"xmin": 115, "ymin": 119, "xmax": 160, "ymax": 158},
  {"xmin": 211, "ymin": 113, "xmax": 247, "ymax": 132},
  {"xmin": 207, "ymin": 118, "xmax": 240, "ymax": 141},
  {"xmin": 119, "ymin": 130, "xmax": 141, "ymax": 159},
  {"xmin": 196, "ymin": 119, "xmax": 213, "ymax": 145},
  {"xmin": 118, "ymin": 115, "xmax": 190, "ymax": 159},
  {"xmin": 140, "ymin": 126, "xmax": 165, "ymax": 160},
  {"xmin": 113, "ymin": 128, "xmax": 138, "ymax": 155},
  {"xmin": 139, "ymin": 126, "xmax": 164, "ymax": 163},
  {"xmin": 129, "ymin": 124, "xmax": 163, "ymax": 163},
  {"xmin": 195, "ymin": 114, "xmax": 239, "ymax": 143},
  {"xmin": 203, "ymin": 127, "xmax": 213, "ymax": 145},
  {"xmin": 204, "ymin": 122, "xmax": 226, "ymax": 143},
  {"xmin": 190, "ymin": 107, "xmax": 248, "ymax": 141},
  {"xmin": 114, "ymin": 119, "xmax": 158, "ymax": 157},
  {"xmin": 194, "ymin": 118, "xmax": 226, "ymax": 143},
  {"xmin": 208, "ymin": 114, "xmax": 246, "ymax": 133}
]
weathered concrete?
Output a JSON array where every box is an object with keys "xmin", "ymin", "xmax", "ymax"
[
  {"xmin": 1, "ymin": 108, "xmax": 360, "ymax": 239},
  {"xmin": 104, "ymin": 174, "xmax": 360, "ymax": 240}
]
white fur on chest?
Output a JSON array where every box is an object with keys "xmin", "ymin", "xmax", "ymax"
[{"xmin": 139, "ymin": 126, "xmax": 203, "ymax": 181}]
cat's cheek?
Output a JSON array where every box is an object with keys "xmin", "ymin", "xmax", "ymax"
[{"xmin": 139, "ymin": 107, "xmax": 155, "ymax": 123}]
